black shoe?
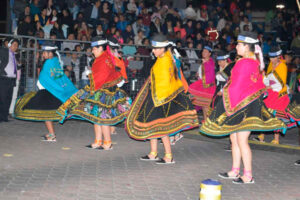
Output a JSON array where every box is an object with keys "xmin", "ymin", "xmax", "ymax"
[
  {"xmin": 218, "ymin": 172, "xmax": 239, "ymax": 179},
  {"xmin": 98, "ymin": 145, "xmax": 113, "ymax": 150},
  {"xmin": 295, "ymin": 160, "xmax": 300, "ymax": 166},
  {"xmin": 155, "ymin": 158, "xmax": 175, "ymax": 164},
  {"xmin": 140, "ymin": 155, "xmax": 159, "ymax": 161},
  {"xmin": 85, "ymin": 144, "xmax": 100, "ymax": 149},
  {"xmin": 232, "ymin": 177, "xmax": 255, "ymax": 184}
]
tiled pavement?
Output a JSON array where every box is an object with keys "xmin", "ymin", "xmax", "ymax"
[{"xmin": 0, "ymin": 119, "xmax": 300, "ymax": 200}]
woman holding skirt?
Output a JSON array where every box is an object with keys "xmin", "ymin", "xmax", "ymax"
[
  {"xmin": 126, "ymin": 34, "xmax": 199, "ymax": 164},
  {"xmin": 200, "ymin": 32, "xmax": 286, "ymax": 184},
  {"xmin": 57, "ymin": 36, "xmax": 131, "ymax": 150},
  {"xmin": 14, "ymin": 42, "xmax": 78, "ymax": 141}
]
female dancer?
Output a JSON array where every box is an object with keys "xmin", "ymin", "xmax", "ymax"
[
  {"xmin": 200, "ymin": 32, "xmax": 286, "ymax": 184},
  {"xmin": 189, "ymin": 45, "xmax": 216, "ymax": 121},
  {"xmin": 126, "ymin": 34, "xmax": 199, "ymax": 164},
  {"xmin": 211, "ymin": 51, "xmax": 235, "ymax": 110},
  {"xmin": 14, "ymin": 42, "xmax": 78, "ymax": 141},
  {"xmin": 57, "ymin": 36, "xmax": 131, "ymax": 150},
  {"xmin": 255, "ymin": 46, "xmax": 296, "ymax": 144}
]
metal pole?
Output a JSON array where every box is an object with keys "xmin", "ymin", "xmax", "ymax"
[{"xmin": 33, "ymin": 38, "xmax": 37, "ymax": 91}]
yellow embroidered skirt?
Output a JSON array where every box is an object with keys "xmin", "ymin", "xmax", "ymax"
[
  {"xmin": 13, "ymin": 90, "xmax": 62, "ymax": 121},
  {"xmin": 200, "ymin": 95, "xmax": 287, "ymax": 137},
  {"xmin": 57, "ymin": 85, "xmax": 131, "ymax": 125},
  {"xmin": 126, "ymin": 79, "xmax": 199, "ymax": 140}
]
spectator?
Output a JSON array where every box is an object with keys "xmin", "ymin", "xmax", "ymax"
[
  {"xmin": 60, "ymin": 8, "xmax": 73, "ymax": 30},
  {"xmin": 205, "ymin": 21, "xmax": 219, "ymax": 42},
  {"xmin": 47, "ymin": 8, "xmax": 58, "ymax": 25},
  {"xmin": 127, "ymin": 0, "xmax": 138, "ymax": 21},
  {"xmin": 45, "ymin": 0, "xmax": 53, "ymax": 17},
  {"xmin": 152, "ymin": 0, "xmax": 162, "ymax": 14},
  {"xmin": 34, "ymin": 7, "xmax": 48, "ymax": 27},
  {"xmin": 17, "ymin": 15, "xmax": 35, "ymax": 36},
  {"xmin": 18, "ymin": 6, "xmax": 31, "ymax": 25},
  {"xmin": 30, "ymin": 0, "xmax": 41, "ymax": 17},
  {"xmin": 92, "ymin": 23, "xmax": 104, "ymax": 37},
  {"xmin": 174, "ymin": 20, "xmax": 186, "ymax": 39},
  {"xmin": 134, "ymin": 29, "xmax": 145, "ymax": 45},
  {"xmin": 62, "ymin": 47, "xmax": 72, "ymax": 68},
  {"xmin": 137, "ymin": 38, "xmax": 150, "ymax": 56},
  {"xmin": 239, "ymin": 15, "xmax": 252, "ymax": 32},
  {"xmin": 117, "ymin": 14, "xmax": 129, "ymax": 31},
  {"xmin": 184, "ymin": 3, "xmax": 197, "ymax": 20},
  {"xmin": 217, "ymin": 15, "xmax": 227, "ymax": 32},
  {"xmin": 185, "ymin": 20, "xmax": 194, "ymax": 37},
  {"xmin": 132, "ymin": 17, "xmax": 146, "ymax": 36},
  {"xmin": 49, "ymin": 32, "xmax": 61, "ymax": 50},
  {"xmin": 230, "ymin": 0, "xmax": 239, "ymax": 16},
  {"xmin": 172, "ymin": 0, "xmax": 187, "ymax": 19},
  {"xmin": 50, "ymin": 21, "xmax": 65, "ymax": 39},
  {"xmin": 84, "ymin": 0, "xmax": 101, "ymax": 28},
  {"xmin": 110, "ymin": 15, "xmax": 119, "ymax": 28},
  {"xmin": 194, "ymin": 32, "xmax": 204, "ymax": 47},
  {"xmin": 185, "ymin": 42, "xmax": 199, "ymax": 64},
  {"xmin": 113, "ymin": 0, "xmax": 125, "ymax": 14},
  {"xmin": 197, "ymin": 5, "xmax": 208, "ymax": 23},
  {"xmin": 77, "ymin": 21, "xmax": 91, "ymax": 41},
  {"xmin": 122, "ymin": 24, "xmax": 135, "ymax": 44},
  {"xmin": 149, "ymin": 16, "xmax": 162, "ymax": 37},
  {"xmin": 113, "ymin": 29, "xmax": 124, "ymax": 44},
  {"xmin": 194, "ymin": 21, "xmax": 205, "ymax": 38},
  {"xmin": 162, "ymin": 19, "xmax": 175, "ymax": 38},
  {"xmin": 0, "ymin": 38, "xmax": 20, "ymax": 123},
  {"xmin": 79, "ymin": 47, "xmax": 93, "ymax": 89},
  {"xmin": 71, "ymin": 50, "xmax": 80, "ymax": 85},
  {"xmin": 36, "ymin": 29, "xmax": 45, "ymax": 45},
  {"xmin": 99, "ymin": 1, "xmax": 112, "ymax": 30},
  {"xmin": 61, "ymin": 33, "xmax": 79, "ymax": 51},
  {"xmin": 122, "ymin": 38, "xmax": 136, "ymax": 56},
  {"xmin": 69, "ymin": 1, "xmax": 79, "ymax": 20},
  {"xmin": 139, "ymin": 7, "xmax": 151, "ymax": 27}
]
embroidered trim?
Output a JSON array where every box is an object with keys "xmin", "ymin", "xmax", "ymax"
[
  {"xmin": 273, "ymin": 70, "xmax": 285, "ymax": 89},
  {"xmin": 126, "ymin": 78, "xmax": 199, "ymax": 140},
  {"xmin": 200, "ymin": 116, "xmax": 286, "ymax": 137},
  {"xmin": 286, "ymin": 101, "xmax": 300, "ymax": 120},
  {"xmin": 151, "ymin": 68, "xmax": 184, "ymax": 107},
  {"xmin": 223, "ymin": 80, "xmax": 266, "ymax": 116},
  {"xmin": 14, "ymin": 92, "xmax": 60, "ymax": 121}
]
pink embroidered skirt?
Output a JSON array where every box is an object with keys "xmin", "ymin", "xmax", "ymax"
[{"xmin": 189, "ymin": 79, "xmax": 216, "ymax": 108}]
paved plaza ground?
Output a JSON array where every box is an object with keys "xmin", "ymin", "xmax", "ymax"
[{"xmin": 0, "ymin": 119, "xmax": 300, "ymax": 200}]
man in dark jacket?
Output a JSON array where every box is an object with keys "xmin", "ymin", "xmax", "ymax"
[
  {"xmin": 84, "ymin": 0, "xmax": 101, "ymax": 28},
  {"xmin": 0, "ymin": 38, "xmax": 20, "ymax": 122}
]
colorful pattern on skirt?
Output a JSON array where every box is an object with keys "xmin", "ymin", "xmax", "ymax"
[
  {"xmin": 189, "ymin": 80, "xmax": 216, "ymax": 107},
  {"xmin": 200, "ymin": 95, "xmax": 287, "ymax": 137},
  {"xmin": 126, "ymin": 78, "xmax": 199, "ymax": 140},
  {"xmin": 57, "ymin": 85, "xmax": 131, "ymax": 125}
]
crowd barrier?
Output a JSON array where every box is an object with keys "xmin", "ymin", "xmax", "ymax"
[{"xmin": 0, "ymin": 33, "xmax": 205, "ymax": 100}]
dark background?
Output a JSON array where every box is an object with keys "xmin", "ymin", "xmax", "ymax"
[{"xmin": 0, "ymin": 0, "xmax": 7, "ymax": 33}]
